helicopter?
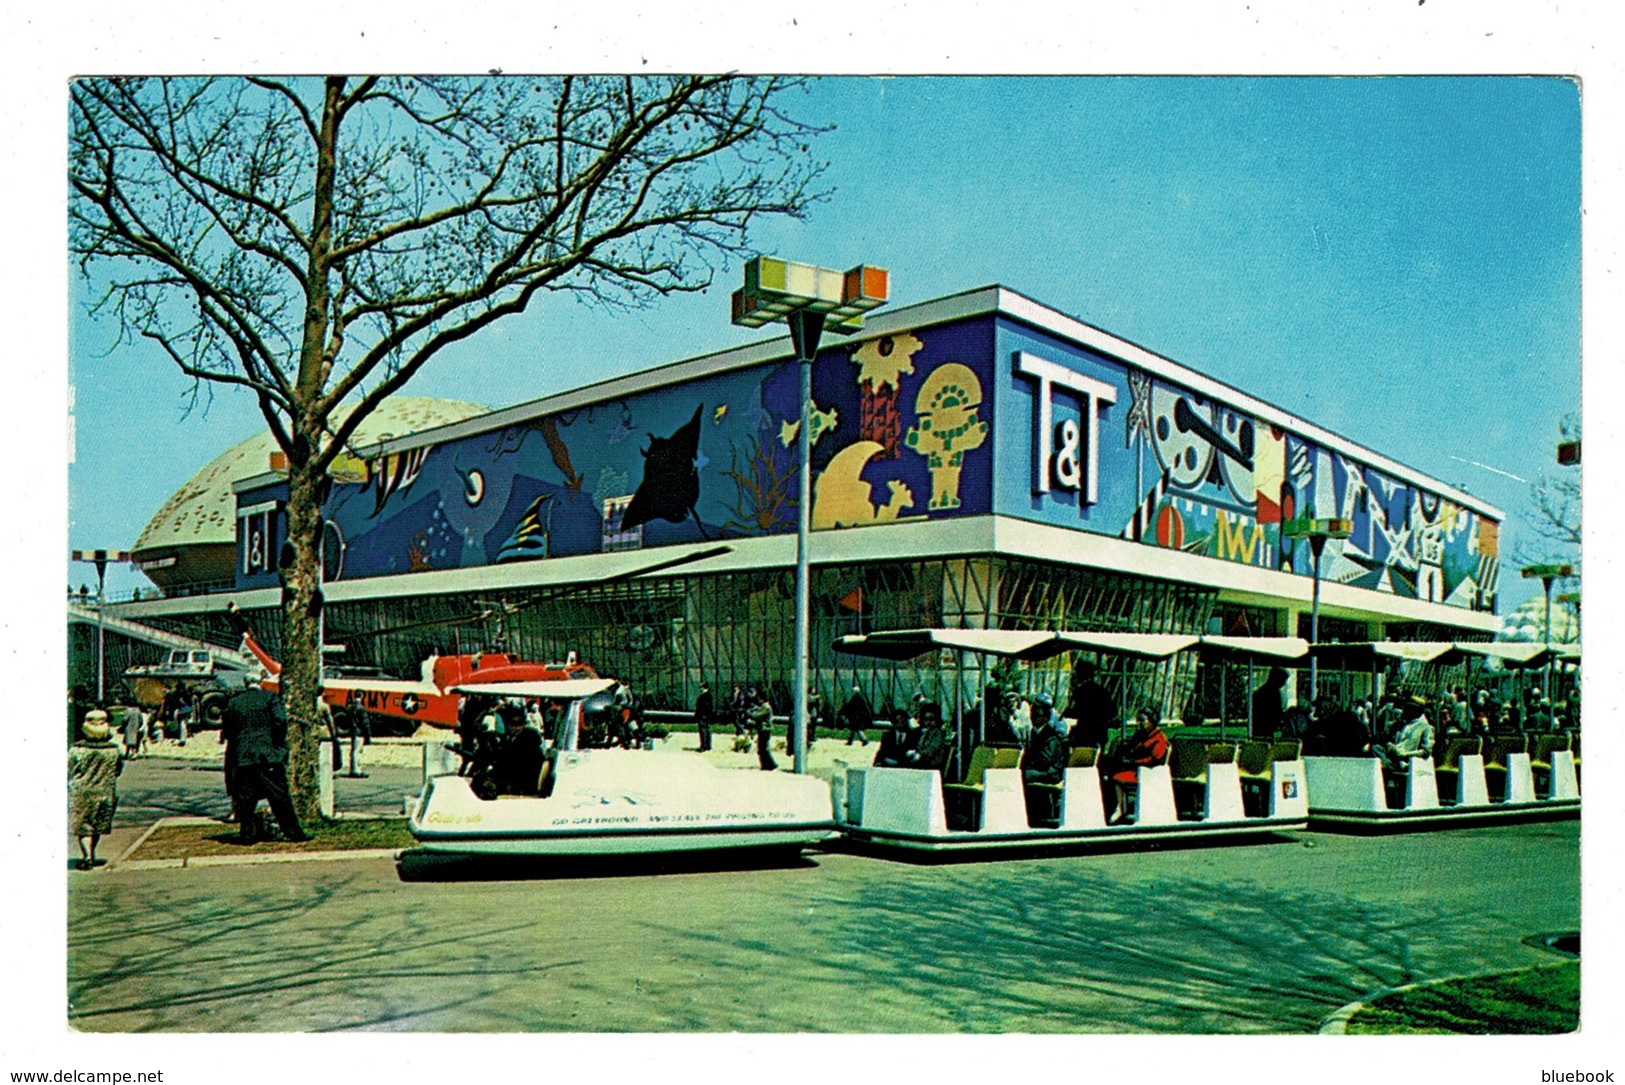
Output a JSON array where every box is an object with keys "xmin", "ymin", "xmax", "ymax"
[{"xmin": 226, "ymin": 544, "xmax": 730, "ymax": 735}]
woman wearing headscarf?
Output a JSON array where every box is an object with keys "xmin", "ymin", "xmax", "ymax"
[{"xmin": 69, "ymin": 710, "xmax": 124, "ymax": 870}]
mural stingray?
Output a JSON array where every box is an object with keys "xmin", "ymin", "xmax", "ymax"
[{"xmin": 621, "ymin": 403, "xmax": 707, "ymax": 537}]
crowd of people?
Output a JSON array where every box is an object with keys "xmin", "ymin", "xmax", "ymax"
[{"xmin": 1248, "ymin": 667, "xmax": 1579, "ymax": 768}]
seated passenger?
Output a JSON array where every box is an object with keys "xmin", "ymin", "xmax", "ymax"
[
  {"xmin": 1374, "ymin": 697, "xmax": 1435, "ymax": 773},
  {"xmin": 502, "ymin": 718, "xmax": 546, "ymax": 796},
  {"xmin": 1310, "ymin": 697, "xmax": 1371, "ymax": 757},
  {"xmin": 914, "ymin": 704, "xmax": 952, "ymax": 775},
  {"xmin": 1099, "ymin": 707, "xmax": 1170, "ymax": 825},
  {"xmin": 1019, "ymin": 696, "xmax": 1067, "ymax": 786},
  {"xmin": 1066, "ymin": 662, "xmax": 1114, "ymax": 752},
  {"xmin": 873, "ymin": 714, "xmax": 920, "ymax": 768},
  {"xmin": 1020, "ymin": 696, "xmax": 1067, "ymax": 826}
]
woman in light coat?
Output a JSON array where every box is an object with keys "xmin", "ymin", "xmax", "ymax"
[{"xmin": 69, "ymin": 710, "xmax": 124, "ymax": 870}]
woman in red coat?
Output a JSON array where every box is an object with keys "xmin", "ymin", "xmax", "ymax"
[{"xmin": 1102, "ymin": 707, "xmax": 1169, "ymax": 825}]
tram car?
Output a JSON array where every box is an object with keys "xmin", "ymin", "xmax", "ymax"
[
  {"xmin": 1302, "ymin": 734, "xmax": 1579, "ymax": 830},
  {"xmin": 833, "ymin": 736, "xmax": 1308, "ymax": 853}
]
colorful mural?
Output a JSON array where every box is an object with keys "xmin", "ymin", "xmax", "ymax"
[
  {"xmin": 993, "ymin": 319, "xmax": 1500, "ymax": 612},
  {"xmin": 235, "ymin": 309, "xmax": 1498, "ymax": 613},
  {"xmin": 243, "ymin": 320, "xmax": 998, "ymax": 584}
]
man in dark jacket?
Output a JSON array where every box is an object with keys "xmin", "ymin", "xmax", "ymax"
[
  {"xmin": 1020, "ymin": 696, "xmax": 1068, "ymax": 787},
  {"xmin": 1021, "ymin": 696, "xmax": 1069, "ymax": 826},
  {"xmin": 1066, "ymin": 661, "xmax": 1114, "ymax": 751},
  {"xmin": 1251, "ymin": 667, "xmax": 1289, "ymax": 737},
  {"xmin": 839, "ymin": 685, "xmax": 872, "ymax": 746},
  {"xmin": 220, "ymin": 688, "xmax": 308, "ymax": 843},
  {"xmin": 693, "ymin": 682, "xmax": 714, "ymax": 752}
]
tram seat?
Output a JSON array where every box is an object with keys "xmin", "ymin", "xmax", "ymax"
[
  {"xmin": 1534, "ymin": 727, "xmax": 1573, "ymax": 795},
  {"xmin": 1171, "ymin": 741, "xmax": 1237, "ymax": 819},
  {"xmin": 1530, "ymin": 733, "xmax": 1572, "ymax": 796},
  {"xmin": 943, "ymin": 747, "xmax": 1021, "ymax": 831},
  {"xmin": 1483, "ymin": 735, "xmax": 1530, "ymax": 801},
  {"xmin": 1269, "ymin": 739, "xmax": 1303, "ymax": 763},
  {"xmin": 1238, "ymin": 740, "xmax": 1298, "ymax": 816},
  {"xmin": 1433, "ymin": 736, "xmax": 1483, "ymax": 804},
  {"xmin": 1237, "ymin": 741, "xmax": 1273, "ymax": 779}
]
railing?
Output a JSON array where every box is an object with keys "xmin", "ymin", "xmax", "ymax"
[{"xmin": 70, "ymin": 578, "xmax": 240, "ymax": 605}]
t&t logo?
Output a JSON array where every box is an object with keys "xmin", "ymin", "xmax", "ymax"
[{"xmin": 1014, "ymin": 351, "xmax": 1117, "ymax": 505}]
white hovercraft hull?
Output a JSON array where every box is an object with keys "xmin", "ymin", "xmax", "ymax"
[{"xmin": 408, "ymin": 748, "xmax": 836, "ymax": 856}]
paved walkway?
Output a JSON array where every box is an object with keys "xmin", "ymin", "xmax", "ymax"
[{"xmin": 66, "ymin": 820, "xmax": 1578, "ymax": 1033}]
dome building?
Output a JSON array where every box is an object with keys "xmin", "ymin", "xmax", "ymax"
[{"xmin": 130, "ymin": 397, "xmax": 488, "ymax": 593}]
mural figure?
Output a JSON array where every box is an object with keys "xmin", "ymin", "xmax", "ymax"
[
  {"xmin": 905, "ymin": 362, "xmax": 987, "ymax": 511},
  {"xmin": 621, "ymin": 403, "xmax": 707, "ymax": 536},
  {"xmin": 812, "ymin": 441, "xmax": 915, "ymax": 529},
  {"xmin": 723, "ymin": 433, "xmax": 796, "ymax": 535},
  {"xmin": 536, "ymin": 416, "xmax": 584, "ymax": 491},
  {"xmin": 367, "ymin": 446, "xmax": 433, "ymax": 517},
  {"xmin": 779, "ymin": 403, "xmax": 838, "ymax": 449},
  {"xmin": 851, "ymin": 333, "xmax": 924, "ymax": 459},
  {"xmin": 497, "ymin": 493, "xmax": 554, "ymax": 562},
  {"xmin": 1149, "ymin": 387, "xmax": 1254, "ymax": 494}
]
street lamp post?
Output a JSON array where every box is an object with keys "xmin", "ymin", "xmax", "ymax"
[
  {"xmin": 72, "ymin": 548, "xmax": 131, "ymax": 704},
  {"xmin": 1521, "ymin": 563, "xmax": 1573, "ymax": 700},
  {"xmin": 1281, "ymin": 517, "xmax": 1352, "ymax": 702},
  {"xmin": 733, "ymin": 257, "xmax": 889, "ymax": 773}
]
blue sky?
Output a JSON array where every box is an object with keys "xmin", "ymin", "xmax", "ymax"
[{"xmin": 68, "ymin": 76, "xmax": 1581, "ymax": 612}]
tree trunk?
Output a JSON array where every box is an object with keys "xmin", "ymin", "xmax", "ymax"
[{"xmin": 280, "ymin": 463, "xmax": 327, "ymax": 824}]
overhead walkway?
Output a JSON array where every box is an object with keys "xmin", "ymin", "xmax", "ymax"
[{"xmin": 66, "ymin": 601, "xmax": 256, "ymax": 671}]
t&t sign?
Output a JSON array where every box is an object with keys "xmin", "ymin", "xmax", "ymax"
[{"xmin": 1014, "ymin": 352, "xmax": 1117, "ymax": 505}]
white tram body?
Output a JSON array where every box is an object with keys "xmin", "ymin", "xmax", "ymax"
[
  {"xmin": 832, "ymin": 751, "xmax": 1308, "ymax": 853},
  {"xmin": 1303, "ymin": 748, "xmax": 1579, "ymax": 829}
]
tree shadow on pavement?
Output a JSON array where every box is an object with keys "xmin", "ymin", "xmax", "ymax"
[
  {"xmin": 68, "ymin": 873, "xmax": 584, "ymax": 1032},
  {"xmin": 648, "ymin": 862, "xmax": 1479, "ymax": 1033}
]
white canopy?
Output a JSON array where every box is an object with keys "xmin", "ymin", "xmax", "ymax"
[
  {"xmin": 833, "ymin": 629, "xmax": 1063, "ymax": 661},
  {"xmin": 1453, "ymin": 641, "xmax": 1551, "ymax": 667},
  {"xmin": 1051, "ymin": 631, "xmax": 1200, "ymax": 660},
  {"xmin": 836, "ymin": 629, "xmax": 1320, "ymax": 663},
  {"xmin": 452, "ymin": 678, "xmax": 619, "ymax": 700},
  {"xmin": 1308, "ymin": 641, "xmax": 1459, "ymax": 668},
  {"xmin": 1195, "ymin": 636, "xmax": 1311, "ymax": 662}
]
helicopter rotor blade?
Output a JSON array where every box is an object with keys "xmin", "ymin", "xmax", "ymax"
[{"xmin": 329, "ymin": 545, "xmax": 732, "ymax": 644}]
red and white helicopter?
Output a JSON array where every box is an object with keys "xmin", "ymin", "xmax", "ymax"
[{"xmin": 225, "ymin": 545, "xmax": 730, "ymax": 734}]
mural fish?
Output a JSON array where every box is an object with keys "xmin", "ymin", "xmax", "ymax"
[
  {"xmin": 622, "ymin": 403, "xmax": 706, "ymax": 536},
  {"xmin": 366, "ymin": 446, "xmax": 433, "ymax": 517},
  {"xmin": 497, "ymin": 493, "xmax": 554, "ymax": 562}
]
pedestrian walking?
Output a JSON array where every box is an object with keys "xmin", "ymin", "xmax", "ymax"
[
  {"xmin": 693, "ymin": 681, "xmax": 714, "ymax": 752},
  {"xmin": 748, "ymin": 687, "xmax": 777, "ymax": 771},
  {"xmin": 119, "ymin": 701, "xmax": 146, "ymax": 758},
  {"xmin": 839, "ymin": 684, "xmax": 872, "ymax": 745},
  {"xmin": 220, "ymin": 687, "xmax": 308, "ymax": 844},
  {"xmin": 729, "ymin": 683, "xmax": 748, "ymax": 737},
  {"xmin": 69, "ymin": 710, "xmax": 123, "ymax": 870}
]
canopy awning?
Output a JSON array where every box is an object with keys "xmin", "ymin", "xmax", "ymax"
[
  {"xmin": 832, "ymin": 629, "xmax": 1062, "ymax": 662},
  {"xmin": 1452, "ymin": 641, "xmax": 1551, "ymax": 668},
  {"xmin": 1052, "ymin": 631, "xmax": 1200, "ymax": 660},
  {"xmin": 1308, "ymin": 641, "xmax": 1459, "ymax": 668},
  {"xmin": 835, "ymin": 629, "xmax": 1319, "ymax": 664},
  {"xmin": 1195, "ymin": 635, "xmax": 1311, "ymax": 663},
  {"xmin": 452, "ymin": 678, "xmax": 619, "ymax": 699}
]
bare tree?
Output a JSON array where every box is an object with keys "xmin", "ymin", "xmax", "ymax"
[
  {"xmin": 1524, "ymin": 414, "xmax": 1581, "ymax": 556},
  {"xmin": 71, "ymin": 76, "xmax": 828, "ymax": 820}
]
